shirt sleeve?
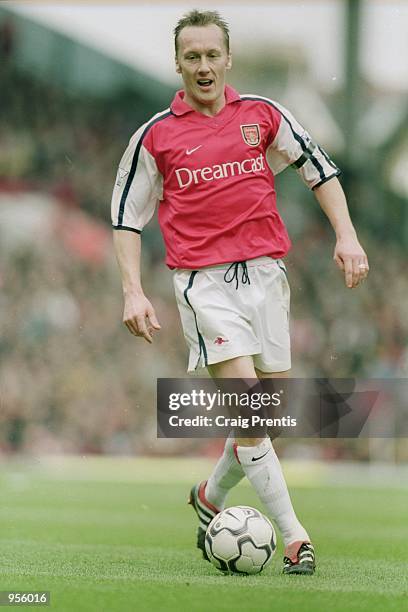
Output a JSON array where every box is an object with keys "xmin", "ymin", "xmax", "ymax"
[
  {"xmin": 111, "ymin": 123, "xmax": 163, "ymax": 232},
  {"xmin": 265, "ymin": 101, "xmax": 341, "ymax": 190}
]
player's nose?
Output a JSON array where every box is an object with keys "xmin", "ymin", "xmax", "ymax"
[{"xmin": 197, "ymin": 57, "xmax": 211, "ymax": 73}]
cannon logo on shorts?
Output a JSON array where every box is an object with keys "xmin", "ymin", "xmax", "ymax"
[
  {"xmin": 240, "ymin": 124, "xmax": 261, "ymax": 146},
  {"xmin": 214, "ymin": 337, "xmax": 229, "ymax": 345},
  {"xmin": 175, "ymin": 153, "xmax": 266, "ymax": 189}
]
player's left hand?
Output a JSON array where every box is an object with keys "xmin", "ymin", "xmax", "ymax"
[{"xmin": 333, "ymin": 235, "xmax": 369, "ymax": 288}]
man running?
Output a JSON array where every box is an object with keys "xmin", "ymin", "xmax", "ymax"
[{"xmin": 111, "ymin": 9, "xmax": 369, "ymax": 575}]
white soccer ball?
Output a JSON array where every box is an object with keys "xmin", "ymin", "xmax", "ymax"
[{"xmin": 205, "ymin": 505, "xmax": 276, "ymax": 575}]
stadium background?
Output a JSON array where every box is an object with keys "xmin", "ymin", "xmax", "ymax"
[
  {"xmin": 1, "ymin": 3, "xmax": 407, "ymax": 610},
  {"xmin": 1, "ymin": 1, "xmax": 406, "ymax": 461}
]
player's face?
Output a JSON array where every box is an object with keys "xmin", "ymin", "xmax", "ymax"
[{"xmin": 175, "ymin": 24, "xmax": 232, "ymax": 115}]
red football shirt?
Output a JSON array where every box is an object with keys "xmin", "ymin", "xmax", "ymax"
[{"xmin": 111, "ymin": 86, "xmax": 339, "ymax": 268}]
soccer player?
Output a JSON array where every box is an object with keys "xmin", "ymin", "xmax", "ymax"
[{"xmin": 111, "ymin": 10, "xmax": 369, "ymax": 575}]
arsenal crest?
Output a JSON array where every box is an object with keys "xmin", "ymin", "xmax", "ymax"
[{"xmin": 240, "ymin": 124, "xmax": 261, "ymax": 147}]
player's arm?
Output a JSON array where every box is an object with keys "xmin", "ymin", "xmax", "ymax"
[
  {"xmin": 111, "ymin": 124, "xmax": 163, "ymax": 341},
  {"xmin": 313, "ymin": 177, "xmax": 369, "ymax": 289},
  {"xmin": 266, "ymin": 102, "xmax": 368, "ymax": 288},
  {"xmin": 113, "ymin": 229, "xmax": 161, "ymax": 343}
]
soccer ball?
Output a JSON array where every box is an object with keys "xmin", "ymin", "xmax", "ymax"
[{"xmin": 205, "ymin": 506, "xmax": 276, "ymax": 575}]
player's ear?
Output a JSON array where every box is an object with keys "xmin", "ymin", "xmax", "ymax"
[
  {"xmin": 175, "ymin": 55, "xmax": 181, "ymax": 74},
  {"xmin": 226, "ymin": 53, "xmax": 232, "ymax": 70}
]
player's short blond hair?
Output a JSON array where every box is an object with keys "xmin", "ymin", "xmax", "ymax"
[{"xmin": 174, "ymin": 9, "xmax": 230, "ymax": 55}]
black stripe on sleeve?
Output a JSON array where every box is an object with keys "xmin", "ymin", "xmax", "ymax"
[
  {"xmin": 183, "ymin": 271, "xmax": 208, "ymax": 369},
  {"xmin": 117, "ymin": 110, "xmax": 172, "ymax": 226},
  {"xmin": 311, "ymin": 171, "xmax": 341, "ymax": 190},
  {"xmin": 317, "ymin": 145, "xmax": 340, "ymax": 172},
  {"xmin": 291, "ymin": 154, "xmax": 308, "ymax": 169},
  {"xmin": 112, "ymin": 225, "xmax": 142, "ymax": 234}
]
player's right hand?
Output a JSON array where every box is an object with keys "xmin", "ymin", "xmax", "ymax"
[{"xmin": 122, "ymin": 292, "xmax": 161, "ymax": 343}]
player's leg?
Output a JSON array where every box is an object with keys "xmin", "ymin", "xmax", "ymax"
[
  {"xmin": 231, "ymin": 367, "xmax": 310, "ymax": 549},
  {"xmin": 243, "ymin": 368, "xmax": 315, "ymax": 574},
  {"xmin": 201, "ymin": 436, "xmax": 245, "ymax": 509},
  {"xmin": 188, "ymin": 357, "xmax": 249, "ymax": 555},
  {"xmin": 205, "ymin": 359, "xmax": 311, "ymax": 553},
  {"xmin": 205, "ymin": 355, "xmax": 267, "ymax": 506},
  {"xmin": 188, "ymin": 432, "xmax": 244, "ymax": 560},
  {"xmin": 199, "ymin": 360, "xmax": 307, "ymax": 542},
  {"xmin": 203, "ymin": 356, "xmax": 255, "ymax": 509},
  {"xmin": 238, "ymin": 261, "xmax": 314, "ymax": 572},
  {"xmin": 188, "ymin": 356, "xmax": 254, "ymax": 559}
]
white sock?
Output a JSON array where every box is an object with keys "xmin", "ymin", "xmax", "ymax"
[
  {"xmin": 205, "ymin": 437, "xmax": 244, "ymax": 509},
  {"xmin": 235, "ymin": 437, "xmax": 310, "ymax": 547}
]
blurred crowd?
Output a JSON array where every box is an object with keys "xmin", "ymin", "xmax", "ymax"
[
  {"xmin": 1, "ymin": 29, "xmax": 407, "ymax": 461},
  {"xmin": 0, "ymin": 28, "xmax": 147, "ymax": 221}
]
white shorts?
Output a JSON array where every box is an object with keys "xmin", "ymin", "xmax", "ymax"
[{"xmin": 173, "ymin": 256, "xmax": 291, "ymax": 373}]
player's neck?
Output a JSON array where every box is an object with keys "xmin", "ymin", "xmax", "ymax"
[{"xmin": 183, "ymin": 93, "xmax": 226, "ymax": 117}]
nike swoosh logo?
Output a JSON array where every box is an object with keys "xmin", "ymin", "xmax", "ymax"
[
  {"xmin": 186, "ymin": 145, "xmax": 202, "ymax": 155},
  {"xmin": 251, "ymin": 449, "xmax": 270, "ymax": 462}
]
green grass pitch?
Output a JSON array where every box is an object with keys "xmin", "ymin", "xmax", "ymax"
[{"xmin": 0, "ymin": 457, "xmax": 407, "ymax": 612}]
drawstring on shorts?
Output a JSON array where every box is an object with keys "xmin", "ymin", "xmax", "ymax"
[{"xmin": 223, "ymin": 261, "xmax": 251, "ymax": 290}]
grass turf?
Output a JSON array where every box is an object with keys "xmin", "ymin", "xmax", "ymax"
[{"xmin": 0, "ymin": 457, "xmax": 407, "ymax": 612}]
